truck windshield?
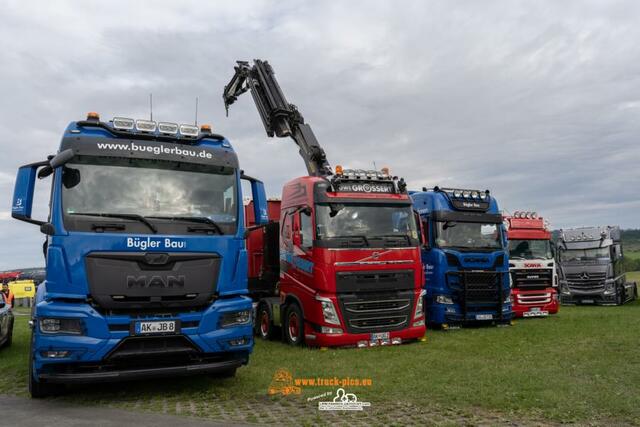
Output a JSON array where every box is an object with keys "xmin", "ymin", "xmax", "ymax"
[
  {"xmin": 560, "ymin": 247, "xmax": 610, "ymax": 262},
  {"xmin": 509, "ymin": 239, "xmax": 552, "ymax": 260},
  {"xmin": 435, "ymin": 221, "xmax": 503, "ymax": 251},
  {"xmin": 315, "ymin": 204, "xmax": 417, "ymax": 241},
  {"xmin": 62, "ymin": 156, "xmax": 237, "ymax": 234}
]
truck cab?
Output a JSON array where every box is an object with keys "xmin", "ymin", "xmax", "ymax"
[
  {"xmin": 247, "ymin": 171, "xmax": 426, "ymax": 347},
  {"xmin": 504, "ymin": 212, "xmax": 559, "ymax": 317},
  {"xmin": 557, "ymin": 226, "xmax": 637, "ymax": 305},
  {"xmin": 12, "ymin": 113, "xmax": 267, "ymax": 397},
  {"xmin": 411, "ymin": 187, "xmax": 512, "ymax": 328}
]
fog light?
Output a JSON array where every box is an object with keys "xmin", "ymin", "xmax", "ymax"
[
  {"xmin": 391, "ymin": 337, "xmax": 402, "ymax": 345},
  {"xmin": 413, "ymin": 319, "xmax": 425, "ymax": 327},
  {"xmin": 357, "ymin": 340, "xmax": 368, "ymax": 348},
  {"xmin": 41, "ymin": 350, "xmax": 69, "ymax": 359},
  {"xmin": 228, "ymin": 337, "xmax": 250, "ymax": 347},
  {"xmin": 380, "ymin": 339, "xmax": 391, "ymax": 346},
  {"xmin": 320, "ymin": 326, "xmax": 343, "ymax": 335}
]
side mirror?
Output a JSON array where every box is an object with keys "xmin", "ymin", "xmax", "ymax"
[
  {"xmin": 38, "ymin": 149, "xmax": 75, "ymax": 179},
  {"xmin": 12, "ymin": 162, "xmax": 46, "ymax": 226},
  {"xmin": 241, "ymin": 172, "xmax": 268, "ymax": 225}
]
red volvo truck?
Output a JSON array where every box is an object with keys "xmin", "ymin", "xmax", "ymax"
[
  {"xmin": 226, "ymin": 60, "xmax": 426, "ymax": 347},
  {"xmin": 504, "ymin": 212, "xmax": 559, "ymax": 318}
]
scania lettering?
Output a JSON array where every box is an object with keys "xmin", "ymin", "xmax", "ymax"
[
  {"xmin": 557, "ymin": 226, "xmax": 637, "ymax": 305},
  {"xmin": 224, "ymin": 60, "xmax": 426, "ymax": 347},
  {"xmin": 410, "ymin": 187, "xmax": 512, "ymax": 328},
  {"xmin": 12, "ymin": 112, "xmax": 268, "ymax": 397},
  {"xmin": 504, "ymin": 212, "xmax": 559, "ymax": 318}
]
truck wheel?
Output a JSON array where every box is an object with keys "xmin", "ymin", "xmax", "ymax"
[
  {"xmin": 284, "ymin": 304, "xmax": 304, "ymax": 346},
  {"xmin": 616, "ymin": 287, "xmax": 624, "ymax": 306},
  {"xmin": 256, "ymin": 304, "xmax": 275, "ymax": 340},
  {"xmin": 29, "ymin": 331, "xmax": 59, "ymax": 398},
  {"xmin": 4, "ymin": 318, "xmax": 13, "ymax": 347}
]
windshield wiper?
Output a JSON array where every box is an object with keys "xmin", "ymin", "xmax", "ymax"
[
  {"xmin": 149, "ymin": 216, "xmax": 224, "ymax": 235},
  {"xmin": 71, "ymin": 213, "xmax": 157, "ymax": 233},
  {"xmin": 373, "ymin": 234, "xmax": 411, "ymax": 244}
]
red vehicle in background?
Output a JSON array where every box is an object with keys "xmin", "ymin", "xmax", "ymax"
[
  {"xmin": 228, "ymin": 60, "xmax": 426, "ymax": 347},
  {"xmin": 505, "ymin": 212, "xmax": 559, "ymax": 318}
]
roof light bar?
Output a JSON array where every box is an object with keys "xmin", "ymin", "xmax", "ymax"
[
  {"xmin": 112, "ymin": 117, "xmax": 135, "ymax": 130},
  {"xmin": 158, "ymin": 122, "xmax": 179, "ymax": 135},
  {"xmin": 179, "ymin": 124, "xmax": 199, "ymax": 137},
  {"xmin": 135, "ymin": 119, "xmax": 156, "ymax": 133}
]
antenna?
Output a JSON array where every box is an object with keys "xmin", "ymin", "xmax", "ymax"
[
  {"xmin": 149, "ymin": 93, "xmax": 153, "ymax": 121},
  {"xmin": 373, "ymin": 161, "xmax": 377, "ymax": 170},
  {"xmin": 195, "ymin": 97, "xmax": 199, "ymax": 126}
]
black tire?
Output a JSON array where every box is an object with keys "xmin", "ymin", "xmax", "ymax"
[
  {"xmin": 616, "ymin": 286, "xmax": 624, "ymax": 306},
  {"xmin": 29, "ymin": 330, "xmax": 60, "ymax": 398},
  {"xmin": 283, "ymin": 303, "xmax": 304, "ymax": 346},
  {"xmin": 632, "ymin": 284, "xmax": 638, "ymax": 301},
  {"xmin": 255, "ymin": 303, "xmax": 275, "ymax": 340},
  {"xmin": 4, "ymin": 318, "xmax": 13, "ymax": 348}
]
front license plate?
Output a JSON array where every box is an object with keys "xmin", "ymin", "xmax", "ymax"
[
  {"xmin": 523, "ymin": 310, "xmax": 549, "ymax": 317},
  {"xmin": 133, "ymin": 320, "xmax": 179, "ymax": 335},
  {"xmin": 371, "ymin": 332, "xmax": 390, "ymax": 341},
  {"xmin": 581, "ymin": 299, "xmax": 594, "ymax": 304},
  {"xmin": 476, "ymin": 314, "xmax": 493, "ymax": 320}
]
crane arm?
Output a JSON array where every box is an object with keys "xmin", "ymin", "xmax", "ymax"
[{"xmin": 223, "ymin": 60, "xmax": 332, "ymax": 177}]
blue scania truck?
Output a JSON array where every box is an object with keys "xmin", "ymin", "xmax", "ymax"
[
  {"xmin": 410, "ymin": 187, "xmax": 512, "ymax": 328},
  {"xmin": 11, "ymin": 113, "xmax": 268, "ymax": 397}
]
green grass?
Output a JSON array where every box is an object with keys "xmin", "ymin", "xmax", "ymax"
[
  {"xmin": 1, "ymin": 296, "xmax": 640, "ymax": 425},
  {"xmin": 625, "ymin": 250, "xmax": 640, "ymax": 261}
]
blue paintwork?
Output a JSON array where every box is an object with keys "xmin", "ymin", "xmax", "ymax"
[
  {"xmin": 411, "ymin": 190, "xmax": 513, "ymax": 326},
  {"xmin": 12, "ymin": 120, "xmax": 267, "ymax": 383}
]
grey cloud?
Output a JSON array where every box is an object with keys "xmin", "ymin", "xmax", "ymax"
[{"xmin": 1, "ymin": 0, "xmax": 639, "ymax": 269}]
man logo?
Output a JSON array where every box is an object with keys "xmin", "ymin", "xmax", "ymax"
[{"xmin": 126, "ymin": 275, "xmax": 185, "ymax": 288}]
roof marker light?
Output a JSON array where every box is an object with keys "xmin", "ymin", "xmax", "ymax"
[
  {"xmin": 86, "ymin": 112, "xmax": 100, "ymax": 121},
  {"xmin": 158, "ymin": 122, "xmax": 179, "ymax": 135},
  {"xmin": 200, "ymin": 124, "xmax": 212, "ymax": 133},
  {"xmin": 179, "ymin": 124, "xmax": 199, "ymax": 137},
  {"xmin": 136, "ymin": 119, "xmax": 156, "ymax": 132},
  {"xmin": 335, "ymin": 165, "xmax": 343, "ymax": 175},
  {"xmin": 112, "ymin": 117, "xmax": 134, "ymax": 130}
]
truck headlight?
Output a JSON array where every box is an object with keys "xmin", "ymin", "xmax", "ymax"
[
  {"xmin": 504, "ymin": 292, "xmax": 511, "ymax": 304},
  {"xmin": 39, "ymin": 318, "xmax": 83, "ymax": 335},
  {"xmin": 315, "ymin": 296, "xmax": 341, "ymax": 325},
  {"xmin": 435, "ymin": 295, "xmax": 454, "ymax": 305},
  {"xmin": 219, "ymin": 310, "xmax": 252, "ymax": 328},
  {"xmin": 414, "ymin": 290, "xmax": 426, "ymax": 319}
]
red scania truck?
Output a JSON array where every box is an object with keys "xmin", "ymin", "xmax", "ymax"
[
  {"xmin": 226, "ymin": 60, "xmax": 426, "ymax": 347},
  {"xmin": 504, "ymin": 212, "xmax": 559, "ymax": 318}
]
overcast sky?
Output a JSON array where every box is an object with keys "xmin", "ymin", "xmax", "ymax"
[{"xmin": 1, "ymin": 0, "xmax": 639, "ymax": 269}]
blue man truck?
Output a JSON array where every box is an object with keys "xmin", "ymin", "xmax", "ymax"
[
  {"xmin": 11, "ymin": 112, "xmax": 268, "ymax": 397},
  {"xmin": 410, "ymin": 187, "xmax": 512, "ymax": 328}
]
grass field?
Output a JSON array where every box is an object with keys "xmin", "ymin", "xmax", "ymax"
[
  {"xmin": 1, "ymin": 285, "xmax": 639, "ymax": 426},
  {"xmin": 625, "ymin": 250, "xmax": 640, "ymax": 260}
]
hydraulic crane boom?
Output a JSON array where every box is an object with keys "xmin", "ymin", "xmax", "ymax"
[{"xmin": 223, "ymin": 59, "xmax": 333, "ymax": 177}]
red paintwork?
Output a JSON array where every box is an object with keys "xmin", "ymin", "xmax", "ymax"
[
  {"xmin": 245, "ymin": 200, "xmax": 281, "ymax": 280},
  {"xmin": 511, "ymin": 288, "xmax": 559, "ymax": 317},
  {"xmin": 505, "ymin": 214, "xmax": 558, "ymax": 318},
  {"xmin": 0, "ymin": 272, "xmax": 20, "ymax": 281},
  {"xmin": 248, "ymin": 176, "xmax": 426, "ymax": 347}
]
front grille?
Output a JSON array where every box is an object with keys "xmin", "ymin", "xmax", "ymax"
[
  {"xmin": 516, "ymin": 292, "xmax": 552, "ymax": 305},
  {"xmin": 566, "ymin": 272, "xmax": 606, "ymax": 292},
  {"xmin": 106, "ymin": 335, "xmax": 200, "ymax": 365},
  {"xmin": 511, "ymin": 268, "xmax": 553, "ymax": 290},
  {"xmin": 446, "ymin": 271, "xmax": 506, "ymax": 315},
  {"xmin": 337, "ymin": 290, "xmax": 414, "ymax": 334}
]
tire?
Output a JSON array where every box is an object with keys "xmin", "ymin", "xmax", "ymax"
[
  {"xmin": 284, "ymin": 303, "xmax": 304, "ymax": 346},
  {"xmin": 4, "ymin": 318, "xmax": 13, "ymax": 348},
  {"xmin": 255, "ymin": 303, "xmax": 275, "ymax": 340},
  {"xmin": 616, "ymin": 286, "xmax": 624, "ymax": 306},
  {"xmin": 29, "ymin": 330, "xmax": 60, "ymax": 398}
]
